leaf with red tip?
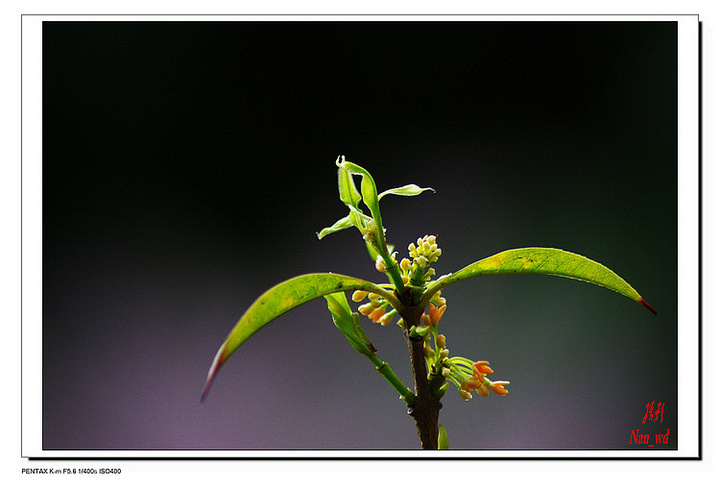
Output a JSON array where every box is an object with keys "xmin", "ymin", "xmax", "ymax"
[
  {"xmin": 201, "ymin": 273, "xmax": 399, "ymax": 402},
  {"xmin": 639, "ymin": 298, "xmax": 658, "ymax": 315},
  {"xmin": 422, "ymin": 247, "xmax": 656, "ymax": 314}
]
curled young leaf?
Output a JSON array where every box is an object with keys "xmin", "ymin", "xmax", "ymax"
[
  {"xmin": 337, "ymin": 160, "xmax": 362, "ymax": 208},
  {"xmin": 201, "ymin": 273, "xmax": 400, "ymax": 402},
  {"xmin": 324, "ymin": 292, "xmax": 377, "ymax": 358},
  {"xmin": 422, "ymin": 247, "xmax": 656, "ymax": 314},
  {"xmin": 325, "ymin": 291, "xmax": 414, "ymax": 407},
  {"xmin": 378, "ymin": 184, "xmax": 435, "ymax": 200},
  {"xmin": 338, "ymin": 159, "xmax": 383, "ymax": 229},
  {"xmin": 317, "ymin": 214, "xmax": 354, "ymax": 240},
  {"xmin": 347, "ymin": 205, "xmax": 373, "ymax": 231}
]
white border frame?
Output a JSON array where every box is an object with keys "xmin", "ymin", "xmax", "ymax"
[{"xmin": 21, "ymin": 14, "xmax": 700, "ymax": 459}]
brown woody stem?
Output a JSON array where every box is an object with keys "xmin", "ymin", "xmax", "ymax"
[{"xmin": 399, "ymin": 304, "xmax": 441, "ymax": 450}]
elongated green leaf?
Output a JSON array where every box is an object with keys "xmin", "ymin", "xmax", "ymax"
[
  {"xmin": 201, "ymin": 273, "xmax": 400, "ymax": 401},
  {"xmin": 378, "ymin": 184, "xmax": 435, "ymax": 200},
  {"xmin": 422, "ymin": 248, "xmax": 656, "ymax": 314},
  {"xmin": 324, "ymin": 292, "xmax": 377, "ymax": 358},
  {"xmin": 324, "ymin": 293, "xmax": 415, "ymax": 406},
  {"xmin": 337, "ymin": 162, "xmax": 362, "ymax": 208},
  {"xmin": 340, "ymin": 160, "xmax": 382, "ymax": 225},
  {"xmin": 438, "ymin": 424, "xmax": 449, "ymax": 450}
]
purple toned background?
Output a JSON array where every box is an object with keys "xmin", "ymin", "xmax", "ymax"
[{"xmin": 42, "ymin": 20, "xmax": 678, "ymax": 451}]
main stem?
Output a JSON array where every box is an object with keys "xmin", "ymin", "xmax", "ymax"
[{"xmin": 400, "ymin": 305, "xmax": 441, "ymax": 450}]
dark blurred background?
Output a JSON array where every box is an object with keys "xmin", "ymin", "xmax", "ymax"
[{"xmin": 42, "ymin": 20, "xmax": 677, "ymax": 450}]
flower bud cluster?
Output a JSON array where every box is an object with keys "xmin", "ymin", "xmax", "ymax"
[
  {"xmin": 403, "ymin": 235, "xmax": 442, "ymax": 288},
  {"xmin": 361, "ymin": 220, "xmax": 379, "ymax": 246},
  {"xmin": 443, "ymin": 356, "xmax": 510, "ymax": 400},
  {"xmin": 408, "ymin": 235, "xmax": 442, "ymax": 263},
  {"xmin": 418, "ymin": 298, "xmax": 510, "ymax": 400},
  {"xmin": 353, "ymin": 290, "xmax": 396, "ymax": 326},
  {"xmin": 421, "ymin": 303, "xmax": 448, "ymax": 365},
  {"xmin": 430, "ymin": 290, "xmax": 447, "ymax": 308}
]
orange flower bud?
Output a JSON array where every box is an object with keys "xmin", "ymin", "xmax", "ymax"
[
  {"xmin": 428, "ymin": 304, "xmax": 447, "ymax": 326},
  {"xmin": 489, "ymin": 380, "xmax": 510, "ymax": 396},
  {"xmin": 369, "ymin": 307, "xmax": 386, "ymax": 323},
  {"xmin": 473, "ymin": 361, "xmax": 494, "ymax": 377},
  {"xmin": 460, "ymin": 377, "xmax": 481, "ymax": 391},
  {"xmin": 436, "ymin": 334, "xmax": 446, "ymax": 348}
]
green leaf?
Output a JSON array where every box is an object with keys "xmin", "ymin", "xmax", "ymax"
[
  {"xmin": 201, "ymin": 273, "xmax": 400, "ymax": 402},
  {"xmin": 337, "ymin": 161, "xmax": 362, "ymax": 208},
  {"xmin": 364, "ymin": 239, "xmax": 380, "ymax": 261},
  {"xmin": 347, "ymin": 205, "xmax": 372, "ymax": 230},
  {"xmin": 378, "ymin": 184, "xmax": 435, "ymax": 200},
  {"xmin": 323, "ymin": 292, "xmax": 377, "ymax": 358},
  {"xmin": 337, "ymin": 160, "xmax": 383, "ymax": 228},
  {"xmin": 360, "ymin": 175, "xmax": 380, "ymax": 222},
  {"xmin": 317, "ymin": 214, "xmax": 354, "ymax": 239},
  {"xmin": 324, "ymin": 292, "xmax": 414, "ymax": 407},
  {"xmin": 438, "ymin": 424, "xmax": 449, "ymax": 450},
  {"xmin": 422, "ymin": 247, "xmax": 657, "ymax": 314}
]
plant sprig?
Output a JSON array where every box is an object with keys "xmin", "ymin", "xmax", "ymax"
[{"xmin": 202, "ymin": 157, "xmax": 656, "ymax": 449}]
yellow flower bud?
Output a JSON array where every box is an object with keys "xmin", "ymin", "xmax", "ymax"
[
  {"xmin": 379, "ymin": 313, "xmax": 393, "ymax": 326},
  {"xmin": 358, "ymin": 303, "xmax": 374, "ymax": 315},
  {"xmin": 375, "ymin": 256, "xmax": 386, "ymax": 273},
  {"xmin": 352, "ymin": 290, "xmax": 369, "ymax": 302}
]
